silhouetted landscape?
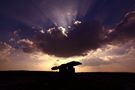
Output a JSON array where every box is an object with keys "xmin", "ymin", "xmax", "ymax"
[{"xmin": 0, "ymin": 71, "xmax": 135, "ymax": 90}]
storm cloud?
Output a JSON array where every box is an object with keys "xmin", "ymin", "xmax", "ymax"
[
  {"xmin": 35, "ymin": 21, "xmax": 105, "ymax": 57},
  {"xmin": 109, "ymin": 11, "xmax": 135, "ymax": 42},
  {"xmin": 34, "ymin": 11, "xmax": 135, "ymax": 57}
]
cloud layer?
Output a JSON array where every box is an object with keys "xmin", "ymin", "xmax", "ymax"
[
  {"xmin": 35, "ymin": 21, "xmax": 105, "ymax": 57},
  {"xmin": 109, "ymin": 11, "xmax": 135, "ymax": 42},
  {"xmin": 34, "ymin": 11, "xmax": 135, "ymax": 58}
]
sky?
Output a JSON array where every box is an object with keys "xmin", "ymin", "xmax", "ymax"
[{"xmin": 0, "ymin": 0, "xmax": 135, "ymax": 72}]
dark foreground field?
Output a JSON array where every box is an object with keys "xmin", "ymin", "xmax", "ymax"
[{"xmin": 0, "ymin": 71, "xmax": 135, "ymax": 90}]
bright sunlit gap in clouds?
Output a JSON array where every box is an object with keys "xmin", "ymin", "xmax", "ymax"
[
  {"xmin": 34, "ymin": 52, "xmax": 85, "ymax": 72},
  {"xmin": 10, "ymin": 0, "xmax": 93, "ymax": 36}
]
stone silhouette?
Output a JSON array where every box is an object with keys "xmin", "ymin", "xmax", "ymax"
[{"xmin": 51, "ymin": 61, "xmax": 82, "ymax": 74}]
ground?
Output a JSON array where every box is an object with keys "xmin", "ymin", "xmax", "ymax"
[{"xmin": 0, "ymin": 71, "xmax": 135, "ymax": 90}]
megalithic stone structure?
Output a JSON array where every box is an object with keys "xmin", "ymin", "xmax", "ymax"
[{"xmin": 51, "ymin": 61, "xmax": 82, "ymax": 74}]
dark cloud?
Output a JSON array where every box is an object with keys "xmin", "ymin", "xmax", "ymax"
[
  {"xmin": 109, "ymin": 11, "xmax": 135, "ymax": 42},
  {"xmin": 35, "ymin": 21, "xmax": 105, "ymax": 57},
  {"xmin": 34, "ymin": 11, "xmax": 135, "ymax": 58}
]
